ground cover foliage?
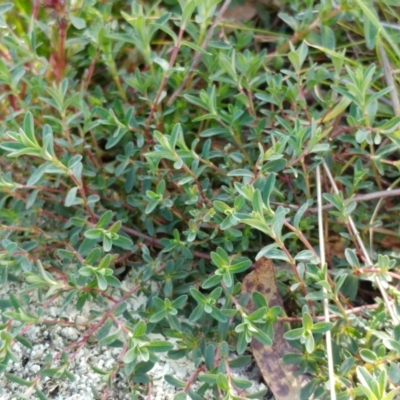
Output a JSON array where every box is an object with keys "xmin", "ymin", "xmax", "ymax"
[{"xmin": 1, "ymin": 0, "xmax": 400, "ymax": 398}]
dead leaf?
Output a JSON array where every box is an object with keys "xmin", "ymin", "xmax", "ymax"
[
  {"xmin": 241, "ymin": 257, "xmax": 310, "ymax": 400},
  {"xmin": 379, "ymin": 235, "xmax": 400, "ymax": 251},
  {"xmin": 327, "ymin": 233, "xmax": 346, "ymax": 258},
  {"xmin": 223, "ymin": 4, "xmax": 257, "ymax": 24},
  {"xmin": 222, "ymin": 1, "xmax": 273, "ymax": 25}
]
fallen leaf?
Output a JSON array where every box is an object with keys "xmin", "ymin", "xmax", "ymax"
[
  {"xmin": 222, "ymin": 0, "xmax": 274, "ymax": 25},
  {"xmin": 241, "ymin": 257, "xmax": 309, "ymax": 400},
  {"xmin": 379, "ymin": 235, "xmax": 400, "ymax": 251},
  {"xmin": 327, "ymin": 233, "xmax": 346, "ymax": 258},
  {"xmin": 223, "ymin": 4, "xmax": 257, "ymax": 24}
]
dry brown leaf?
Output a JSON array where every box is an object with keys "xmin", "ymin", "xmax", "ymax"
[
  {"xmin": 241, "ymin": 257, "xmax": 309, "ymax": 400},
  {"xmin": 223, "ymin": 4, "xmax": 257, "ymax": 24},
  {"xmin": 380, "ymin": 235, "xmax": 400, "ymax": 251},
  {"xmin": 327, "ymin": 234, "xmax": 346, "ymax": 258},
  {"xmin": 222, "ymin": 1, "xmax": 273, "ymax": 25}
]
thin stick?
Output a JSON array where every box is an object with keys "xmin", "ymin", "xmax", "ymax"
[
  {"xmin": 167, "ymin": 0, "xmax": 232, "ymax": 106},
  {"xmin": 279, "ymin": 300, "xmax": 392, "ymax": 322},
  {"xmin": 316, "ymin": 165, "xmax": 336, "ymax": 400},
  {"xmin": 368, "ymin": 177, "xmax": 400, "ymax": 258},
  {"xmin": 322, "ymin": 162, "xmax": 399, "ymax": 324},
  {"xmin": 376, "ymin": 43, "xmax": 399, "ymax": 149},
  {"xmin": 378, "ymin": 43, "xmax": 400, "ymax": 119},
  {"xmin": 271, "ymin": 187, "xmax": 400, "ymax": 213},
  {"xmin": 371, "ymin": 43, "xmax": 400, "ymax": 249}
]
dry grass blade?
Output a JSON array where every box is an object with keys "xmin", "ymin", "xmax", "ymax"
[
  {"xmin": 322, "ymin": 162, "xmax": 399, "ymax": 324},
  {"xmin": 316, "ymin": 165, "xmax": 336, "ymax": 400},
  {"xmin": 378, "ymin": 43, "xmax": 400, "ymax": 117}
]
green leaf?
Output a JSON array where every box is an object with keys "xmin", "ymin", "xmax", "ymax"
[
  {"xmin": 236, "ymin": 331, "xmax": 248, "ymax": 354},
  {"xmin": 363, "ymin": 13, "xmax": 378, "ymax": 50},
  {"xmin": 262, "ymin": 158, "xmax": 287, "ymax": 173},
  {"xmin": 293, "ymin": 202, "xmax": 309, "ymax": 229},
  {"xmin": 65, "ymin": 187, "xmax": 79, "ymax": 207},
  {"xmin": 210, "ymin": 251, "xmax": 226, "ymax": 269},
  {"xmin": 0, "ymin": 141, "xmax": 40, "ymax": 158},
  {"xmin": 27, "ymin": 162, "xmax": 52, "ymax": 186},
  {"xmin": 248, "ymin": 307, "xmax": 267, "ymax": 322},
  {"xmin": 379, "ymin": 116, "xmax": 400, "ymax": 132},
  {"xmin": 149, "ymin": 309, "xmax": 169, "ymax": 323},
  {"xmin": 96, "ymin": 273, "xmax": 108, "ymax": 290},
  {"xmin": 216, "ymin": 373, "xmax": 229, "ymax": 390},
  {"xmin": 321, "ymin": 25, "xmax": 335, "ymax": 50},
  {"xmin": 181, "ymin": 40, "xmax": 211, "ymax": 55},
  {"xmin": 70, "ymin": 15, "xmax": 86, "ymax": 29},
  {"xmin": 209, "ymin": 287, "xmax": 223, "ymax": 300},
  {"xmin": 189, "ymin": 288, "xmax": 206, "ymax": 304},
  {"xmin": 112, "ymin": 235, "xmax": 134, "ymax": 250},
  {"xmin": 252, "ymin": 292, "xmax": 267, "ymax": 310},
  {"xmin": 230, "ymin": 258, "xmax": 251, "ymax": 273},
  {"xmin": 99, "ymin": 329, "xmax": 121, "ymax": 346},
  {"xmin": 200, "ymin": 127, "xmax": 228, "ymax": 137},
  {"xmin": 202, "ymin": 274, "xmax": 222, "ymax": 289},
  {"xmin": 173, "ymin": 393, "xmax": 187, "ymax": 400},
  {"xmin": 152, "ymin": 23, "xmax": 177, "ymax": 43},
  {"xmin": 231, "ymin": 376, "xmax": 252, "ymax": 390},
  {"xmin": 309, "ymin": 287, "xmax": 330, "ymax": 300},
  {"xmin": 219, "ymin": 54, "xmax": 237, "ymax": 80},
  {"xmin": 304, "ymin": 332, "xmax": 315, "ymax": 353},
  {"xmin": 360, "ymin": 348, "xmax": 378, "ymax": 363},
  {"xmin": 213, "ymin": 200, "xmax": 230, "ymax": 212},
  {"xmin": 216, "ymin": 247, "xmax": 230, "ymax": 265},
  {"xmin": 345, "ymin": 248, "xmax": 360, "ymax": 269},
  {"xmin": 284, "ymin": 328, "xmax": 304, "ymax": 341},
  {"xmin": 165, "ymin": 375, "xmax": 186, "ymax": 388},
  {"xmin": 204, "ymin": 344, "xmax": 214, "ymax": 370},
  {"xmin": 108, "ymin": 220, "xmax": 122, "ymax": 233},
  {"xmin": 5, "ymin": 373, "xmax": 32, "ymax": 386},
  {"xmin": 383, "ymin": 390, "xmax": 399, "ymax": 400},
  {"xmin": 252, "ymin": 189, "xmax": 264, "ymax": 215},
  {"xmin": 312, "ymin": 322, "xmax": 332, "ymax": 334},
  {"xmin": 183, "ymin": 94, "xmax": 206, "ymax": 110},
  {"xmin": 103, "ymin": 235, "xmax": 113, "ymax": 252},
  {"xmin": 15, "ymin": 335, "xmax": 32, "ymax": 350},
  {"xmin": 84, "ymin": 229, "xmax": 104, "ymax": 240},
  {"xmin": 294, "ymin": 250, "xmax": 317, "ymax": 262},
  {"xmin": 23, "ymin": 112, "xmax": 38, "ymax": 147},
  {"xmin": 256, "ymin": 247, "xmax": 289, "ymax": 262},
  {"xmin": 35, "ymin": 387, "xmax": 50, "ymax": 400},
  {"xmin": 189, "ymin": 304, "xmax": 204, "ymax": 322},
  {"xmin": 227, "ymin": 169, "xmax": 254, "ymax": 178},
  {"xmin": 228, "ymin": 355, "xmax": 251, "ymax": 369},
  {"xmin": 171, "ymin": 295, "xmax": 187, "ymax": 309},
  {"xmin": 356, "ymin": 366, "xmax": 376, "ymax": 398},
  {"xmin": 123, "ymin": 347, "xmax": 138, "ymax": 364},
  {"xmin": 96, "ymin": 211, "xmax": 113, "ymax": 229},
  {"xmin": 134, "ymin": 320, "xmax": 147, "ymax": 337},
  {"xmin": 0, "ymin": 3, "xmax": 13, "ymax": 14},
  {"xmin": 180, "ymin": 0, "xmax": 197, "ymax": 24},
  {"xmin": 302, "ymin": 312, "xmax": 313, "ymax": 330},
  {"xmin": 146, "ymin": 340, "xmax": 173, "ymax": 352},
  {"xmin": 209, "ymin": 306, "xmax": 228, "ymax": 322},
  {"xmin": 222, "ymin": 271, "xmax": 233, "ymax": 287}
]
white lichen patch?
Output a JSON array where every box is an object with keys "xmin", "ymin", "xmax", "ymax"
[{"xmin": 0, "ymin": 282, "xmax": 272, "ymax": 400}]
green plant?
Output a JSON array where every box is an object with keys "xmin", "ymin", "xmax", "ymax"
[{"xmin": 1, "ymin": 0, "xmax": 400, "ymax": 399}]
